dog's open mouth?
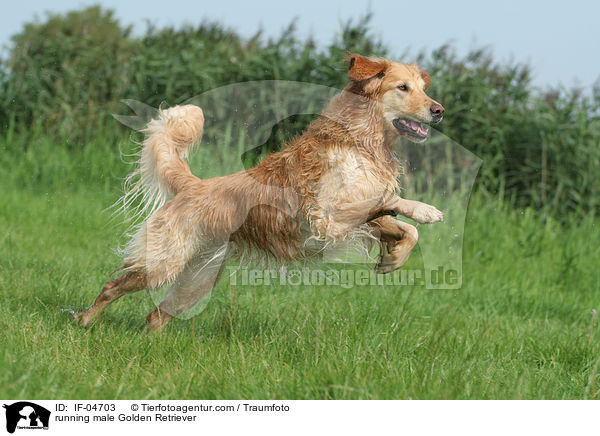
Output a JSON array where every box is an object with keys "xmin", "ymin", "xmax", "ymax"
[{"xmin": 392, "ymin": 118, "xmax": 430, "ymax": 141}]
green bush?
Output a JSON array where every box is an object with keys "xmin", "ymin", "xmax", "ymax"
[{"xmin": 1, "ymin": 6, "xmax": 135, "ymax": 140}]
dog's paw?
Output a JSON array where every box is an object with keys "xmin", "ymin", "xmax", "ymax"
[
  {"xmin": 73, "ymin": 310, "xmax": 94, "ymax": 328},
  {"xmin": 412, "ymin": 203, "xmax": 443, "ymax": 224},
  {"xmin": 376, "ymin": 256, "xmax": 399, "ymax": 274},
  {"xmin": 376, "ymin": 248, "xmax": 412, "ymax": 274}
]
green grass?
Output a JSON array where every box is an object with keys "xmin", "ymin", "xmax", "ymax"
[
  {"xmin": 0, "ymin": 126, "xmax": 598, "ymax": 399},
  {"xmin": 1, "ymin": 176, "xmax": 599, "ymax": 399}
]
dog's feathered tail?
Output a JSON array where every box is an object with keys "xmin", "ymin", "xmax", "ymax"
[{"xmin": 119, "ymin": 105, "xmax": 205, "ymax": 221}]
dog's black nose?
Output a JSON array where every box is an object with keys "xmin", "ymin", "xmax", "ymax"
[{"xmin": 430, "ymin": 103, "xmax": 445, "ymax": 118}]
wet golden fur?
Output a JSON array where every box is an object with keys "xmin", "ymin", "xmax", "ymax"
[{"xmin": 75, "ymin": 54, "xmax": 445, "ymax": 330}]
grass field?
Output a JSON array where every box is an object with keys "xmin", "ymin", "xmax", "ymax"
[{"xmin": 1, "ymin": 146, "xmax": 599, "ymax": 399}]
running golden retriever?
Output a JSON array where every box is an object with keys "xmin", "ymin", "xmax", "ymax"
[{"xmin": 75, "ymin": 54, "xmax": 445, "ymax": 331}]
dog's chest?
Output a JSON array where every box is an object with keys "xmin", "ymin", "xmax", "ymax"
[{"xmin": 316, "ymin": 147, "xmax": 395, "ymax": 205}]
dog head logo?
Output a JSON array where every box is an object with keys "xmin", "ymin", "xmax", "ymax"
[
  {"xmin": 3, "ymin": 402, "xmax": 50, "ymax": 433},
  {"xmin": 111, "ymin": 71, "xmax": 481, "ymax": 321}
]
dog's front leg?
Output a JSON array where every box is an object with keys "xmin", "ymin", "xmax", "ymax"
[
  {"xmin": 334, "ymin": 197, "xmax": 398, "ymax": 227},
  {"xmin": 318, "ymin": 196, "xmax": 442, "ymax": 240},
  {"xmin": 370, "ymin": 215, "xmax": 419, "ymax": 274},
  {"xmin": 333, "ymin": 196, "xmax": 443, "ymax": 226},
  {"xmin": 389, "ymin": 197, "xmax": 443, "ymax": 224}
]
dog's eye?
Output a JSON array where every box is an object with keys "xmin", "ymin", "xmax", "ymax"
[{"xmin": 397, "ymin": 84, "xmax": 408, "ymax": 91}]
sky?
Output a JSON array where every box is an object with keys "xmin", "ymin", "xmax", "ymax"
[{"xmin": 1, "ymin": 0, "xmax": 598, "ymax": 91}]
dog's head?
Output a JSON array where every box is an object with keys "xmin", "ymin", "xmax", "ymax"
[{"xmin": 347, "ymin": 54, "xmax": 444, "ymax": 143}]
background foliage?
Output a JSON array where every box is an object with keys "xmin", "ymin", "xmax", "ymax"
[{"xmin": 1, "ymin": 6, "xmax": 599, "ymax": 216}]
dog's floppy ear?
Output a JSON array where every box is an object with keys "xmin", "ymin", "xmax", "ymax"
[
  {"xmin": 419, "ymin": 68, "xmax": 432, "ymax": 90},
  {"xmin": 347, "ymin": 54, "xmax": 388, "ymax": 81}
]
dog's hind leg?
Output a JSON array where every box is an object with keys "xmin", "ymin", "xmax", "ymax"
[
  {"xmin": 370, "ymin": 216, "xmax": 419, "ymax": 274},
  {"xmin": 146, "ymin": 245, "xmax": 229, "ymax": 332},
  {"xmin": 74, "ymin": 268, "xmax": 147, "ymax": 327}
]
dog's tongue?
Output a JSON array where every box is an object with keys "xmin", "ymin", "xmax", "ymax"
[{"xmin": 410, "ymin": 120, "xmax": 419, "ymax": 131}]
